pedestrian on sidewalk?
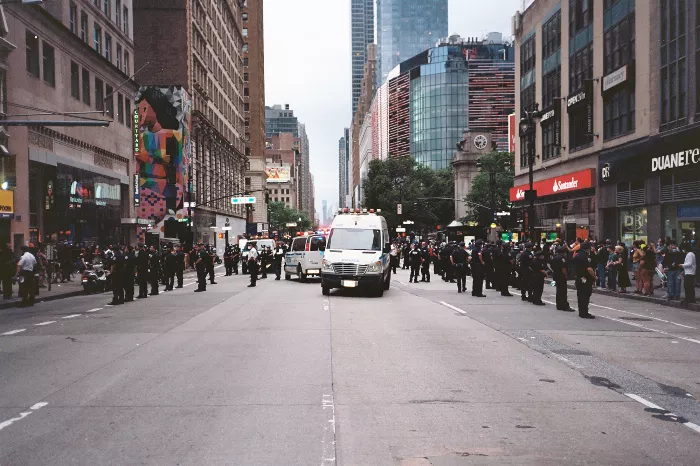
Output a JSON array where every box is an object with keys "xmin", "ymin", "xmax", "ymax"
[
  {"xmin": 596, "ymin": 241, "xmax": 609, "ymax": 290},
  {"xmin": 662, "ymin": 241, "xmax": 684, "ymax": 300},
  {"xmin": 16, "ymin": 246, "xmax": 37, "ymax": 307},
  {"xmin": 639, "ymin": 245, "xmax": 656, "ymax": 296},
  {"xmin": 682, "ymin": 246, "xmax": 696, "ymax": 304}
]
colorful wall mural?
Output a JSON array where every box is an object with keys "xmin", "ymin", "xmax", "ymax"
[{"xmin": 134, "ymin": 86, "xmax": 192, "ymax": 241}]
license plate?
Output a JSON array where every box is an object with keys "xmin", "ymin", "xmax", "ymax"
[
  {"xmin": 342, "ymin": 280, "xmax": 357, "ymax": 288},
  {"xmin": 307, "ymin": 269, "xmax": 320, "ymax": 274}
]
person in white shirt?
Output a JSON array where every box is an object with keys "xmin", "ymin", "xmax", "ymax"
[
  {"xmin": 247, "ymin": 245, "xmax": 259, "ymax": 288},
  {"xmin": 682, "ymin": 248, "xmax": 696, "ymax": 304},
  {"xmin": 16, "ymin": 246, "xmax": 37, "ymax": 306}
]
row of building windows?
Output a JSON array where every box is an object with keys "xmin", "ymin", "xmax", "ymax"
[
  {"xmin": 86, "ymin": 0, "xmax": 129, "ymax": 36},
  {"xmin": 69, "ymin": 2, "xmax": 130, "ymax": 75},
  {"xmin": 271, "ymin": 189, "xmax": 290, "ymax": 195}
]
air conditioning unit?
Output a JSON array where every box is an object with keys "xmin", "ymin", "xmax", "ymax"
[{"xmin": 512, "ymin": 12, "xmax": 522, "ymax": 36}]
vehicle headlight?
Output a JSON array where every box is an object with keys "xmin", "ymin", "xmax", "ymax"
[
  {"xmin": 322, "ymin": 259, "xmax": 333, "ymax": 271},
  {"xmin": 366, "ymin": 261, "xmax": 382, "ymax": 273}
]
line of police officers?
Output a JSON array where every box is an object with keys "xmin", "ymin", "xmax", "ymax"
[{"xmin": 399, "ymin": 238, "xmax": 596, "ymax": 319}]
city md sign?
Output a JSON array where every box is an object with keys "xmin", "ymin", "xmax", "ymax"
[{"xmin": 510, "ymin": 169, "xmax": 596, "ymax": 202}]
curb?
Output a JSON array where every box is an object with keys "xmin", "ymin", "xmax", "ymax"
[
  {"xmin": 545, "ymin": 278, "xmax": 700, "ymax": 312},
  {"xmin": 0, "ymin": 289, "xmax": 87, "ymax": 310}
]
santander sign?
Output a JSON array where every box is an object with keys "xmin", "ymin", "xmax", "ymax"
[{"xmin": 510, "ymin": 169, "xmax": 595, "ymax": 202}]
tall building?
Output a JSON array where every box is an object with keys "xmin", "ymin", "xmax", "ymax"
[
  {"xmin": 376, "ymin": 0, "xmax": 448, "ymax": 88},
  {"xmin": 265, "ymin": 104, "xmax": 298, "ymax": 137},
  {"xmin": 242, "ymin": 0, "xmax": 268, "ymax": 231},
  {"xmin": 298, "ymin": 123, "xmax": 312, "ymax": 217},
  {"xmin": 352, "ymin": 44, "xmax": 377, "ymax": 205},
  {"xmin": 513, "ymin": 0, "xmax": 700, "ymax": 245},
  {"xmin": 351, "ymin": 0, "xmax": 374, "ymax": 114},
  {"xmin": 265, "ymin": 133, "xmax": 300, "ymax": 211},
  {"xmin": 3, "ymin": 1, "xmax": 138, "ymax": 247},
  {"xmin": 134, "ymin": 0, "xmax": 247, "ymax": 247},
  {"xmin": 321, "ymin": 200, "xmax": 328, "ymax": 225},
  {"xmin": 338, "ymin": 135, "xmax": 347, "ymax": 208}
]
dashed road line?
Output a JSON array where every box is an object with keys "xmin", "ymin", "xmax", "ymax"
[
  {"xmin": 0, "ymin": 402, "xmax": 48, "ymax": 432},
  {"xmin": 625, "ymin": 393, "xmax": 700, "ymax": 435},
  {"xmin": 439, "ymin": 301, "xmax": 467, "ymax": 315},
  {"xmin": 34, "ymin": 321, "xmax": 56, "ymax": 326},
  {"xmin": 1, "ymin": 329, "xmax": 26, "ymax": 336},
  {"xmin": 86, "ymin": 308, "xmax": 102, "ymax": 313},
  {"xmin": 62, "ymin": 314, "xmax": 82, "ymax": 319}
]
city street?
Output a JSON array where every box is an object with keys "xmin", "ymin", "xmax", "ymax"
[{"xmin": 1, "ymin": 268, "xmax": 699, "ymax": 465}]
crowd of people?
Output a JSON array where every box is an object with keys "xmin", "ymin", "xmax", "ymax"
[{"xmin": 389, "ymin": 236, "xmax": 698, "ymax": 318}]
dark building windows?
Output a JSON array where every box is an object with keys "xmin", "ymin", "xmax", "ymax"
[
  {"xmin": 603, "ymin": 11, "xmax": 635, "ymax": 74},
  {"xmin": 520, "ymin": 34, "xmax": 536, "ymax": 167},
  {"xmin": 542, "ymin": 11, "xmax": 561, "ymax": 59},
  {"xmin": 660, "ymin": 0, "xmax": 687, "ymax": 129},
  {"xmin": 603, "ymin": 1, "xmax": 635, "ymax": 140},
  {"xmin": 569, "ymin": 0, "xmax": 593, "ymax": 36},
  {"xmin": 569, "ymin": 43, "xmax": 592, "ymax": 93},
  {"xmin": 541, "ymin": 10, "xmax": 562, "ymax": 161},
  {"xmin": 80, "ymin": 12, "xmax": 88, "ymax": 42},
  {"xmin": 95, "ymin": 77, "xmax": 104, "ymax": 111},
  {"xmin": 117, "ymin": 93, "xmax": 123, "ymax": 124},
  {"xmin": 94, "ymin": 24, "xmax": 102, "ymax": 54},
  {"xmin": 105, "ymin": 84, "xmax": 114, "ymax": 117},
  {"xmin": 604, "ymin": 87, "xmax": 635, "ymax": 138},
  {"xmin": 25, "ymin": 30, "xmax": 40, "ymax": 78},
  {"xmin": 42, "ymin": 42, "xmax": 55, "ymax": 86},
  {"xmin": 82, "ymin": 69, "xmax": 90, "ymax": 105},
  {"xmin": 70, "ymin": 61, "xmax": 80, "ymax": 99},
  {"xmin": 69, "ymin": 2, "xmax": 77, "ymax": 33}
]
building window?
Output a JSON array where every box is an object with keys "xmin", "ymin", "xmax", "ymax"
[
  {"xmin": 80, "ymin": 11, "xmax": 88, "ymax": 42},
  {"xmin": 123, "ymin": 6, "xmax": 129, "ymax": 36},
  {"xmin": 520, "ymin": 35, "xmax": 536, "ymax": 76},
  {"xmin": 604, "ymin": 11, "xmax": 635, "ymax": 74},
  {"xmin": 95, "ymin": 77, "xmax": 104, "ymax": 111},
  {"xmin": 103, "ymin": 0, "xmax": 110, "ymax": 18},
  {"xmin": 124, "ymin": 51, "xmax": 130, "ymax": 75},
  {"xmin": 542, "ymin": 11, "xmax": 561, "ymax": 59},
  {"xmin": 125, "ymin": 100, "xmax": 131, "ymax": 128},
  {"xmin": 26, "ymin": 31, "xmax": 41, "ymax": 78},
  {"xmin": 104, "ymin": 34, "xmax": 112, "ymax": 62},
  {"xmin": 116, "ymin": 43, "xmax": 122, "ymax": 70},
  {"xmin": 243, "ymin": 43, "xmax": 248, "ymax": 52},
  {"xmin": 542, "ymin": 67, "xmax": 561, "ymax": 110},
  {"xmin": 69, "ymin": 2, "xmax": 77, "ymax": 33},
  {"xmin": 94, "ymin": 24, "xmax": 102, "ymax": 54},
  {"xmin": 660, "ymin": 0, "xmax": 687, "ymax": 129},
  {"xmin": 243, "ymin": 72, "xmax": 249, "ymax": 82},
  {"xmin": 542, "ymin": 119, "xmax": 561, "ymax": 160},
  {"xmin": 244, "ymin": 103, "xmax": 249, "ymax": 111},
  {"xmin": 82, "ymin": 69, "xmax": 90, "ymax": 105},
  {"xmin": 42, "ymin": 42, "xmax": 55, "ymax": 86},
  {"xmin": 117, "ymin": 93, "xmax": 123, "ymax": 124},
  {"xmin": 242, "ymin": 28, "xmax": 248, "ymax": 37},
  {"xmin": 569, "ymin": 108, "xmax": 593, "ymax": 150},
  {"xmin": 70, "ymin": 62, "xmax": 80, "ymax": 99},
  {"xmin": 116, "ymin": 0, "xmax": 121, "ymax": 26},
  {"xmin": 244, "ymin": 87, "xmax": 249, "ymax": 96},
  {"xmin": 569, "ymin": 42, "xmax": 592, "ymax": 93},
  {"xmin": 243, "ymin": 57, "xmax": 248, "ymax": 66},
  {"xmin": 604, "ymin": 86, "xmax": 635, "ymax": 139},
  {"xmin": 242, "ymin": 12, "xmax": 248, "ymax": 21},
  {"xmin": 569, "ymin": 0, "xmax": 593, "ymax": 37},
  {"xmin": 105, "ymin": 85, "xmax": 113, "ymax": 118}
]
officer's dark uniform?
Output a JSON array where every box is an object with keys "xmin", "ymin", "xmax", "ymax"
[
  {"xmin": 530, "ymin": 250, "xmax": 547, "ymax": 305},
  {"xmin": 408, "ymin": 246, "xmax": 422, "ymax": 283},
  {"xmin": 207, "ymin": 247, "xmax": 217, "ymax": 284},
  {"xmin": 260, "ymin": 247, "xmax": 269, "ymax": 279},
  {"xmin": 442, "ymin": 243, "xmax": 455, "ymax": 282},
  {"xmin": 232, "ymin": 246, "xmax": 240, "ymax": 274},
  {"xmin": 195, "ymin": 246, "xmax": 208, "ymax": 292},
  {"xmin": 497, "ymin": 244, "xmax": 513, "ymax": 296},
  {"xmin": 573, "ymin": 242, "xmax": 596, "ymax": 318},
  {"xmin": 272, "ymin": 245, "xmax": 284, "ymax": 280},
  {"xmin": 451, "ymin": 244, "xmax": 469, "ymax": 293},
  {"xmin": 551, "ymin": 247, "xmax": 573, "ymax": 311},
  {"xmin": 160, "ymin": 248, "xmax": 169, "ymax": 286},
  {"xmin": 420, "ymin": 246, "xmax": 431, "ymax": 282},
  {"xmin": 402, "ymin": 244, "xmax": 410, "ymax": 269},
  {"xmin": 224, "ymin": 247, "xmax": 233, "ymax": 276},
  {"xmin": 518, "ymin": 243, "xmax": 534, "ymax": 301},
  {"xmin": 483, "ymin": 245, "xmax": 494, "ymax": 289},
  {"xmin": 175, "ymin": 248, "xmax": 185, "ymax": 288},
  {"xmin": 148, "ymin": 248, "xmax": 160, "ymax": 295},
  {"xmin": 136, "ymin": 246, "xmax": 149, "ymax": 299},
  {"xmin": 470, "ymin": 241, "xmax": 486, "ymax": 297},
  {"xmin": 164, "ymin": 249, "xmax": 177, "ymax": 291},
  {"xmin": 433, "ymin": 244, "xmax": 443, "ymax": 276},
  {"xmin": 123, "ymin": 247, "xmax": 136, "ymax": 302},
  {"xmin": 109, "ymin": 248, "xmax": 125, "ymax": 305}
]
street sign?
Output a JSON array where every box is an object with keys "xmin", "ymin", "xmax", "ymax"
[
  {"xmin": 286, "ymin": 222, "xmax": 298, "ymax": 227},
  {"xmin": 396, "ymin": 227, "xmax": 406, "ymax": 232},
  {"xmin": 183, "ymin": 201, "xmax": 196, "ymax": 208},
  {"xmin": 222, "ymin": 226, "xmax": 232, "ymax": 231},
  {"xmin": 231, "ymin": 196, "xmax": 256, "ymax": 205},
  {"xmin": 397, "ymin": 203, "xmax": 402, "ymax": 215}
]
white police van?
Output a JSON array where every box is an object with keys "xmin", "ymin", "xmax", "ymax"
[
  {"xmin": 284, "ymin": 234, "xmax": 326, "ymax": 281},
  {"xmin": 321, "ymin": 208, "xmax": 391, "ymax": 297}
]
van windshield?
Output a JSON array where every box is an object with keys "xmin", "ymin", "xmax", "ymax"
[{"xmin": 327, "ymin": 228, "xmax": 381, "ymax": 251}]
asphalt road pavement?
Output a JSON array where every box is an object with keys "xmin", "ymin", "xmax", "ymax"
[{"xmin": 1, "ymin": 266, "xmax": 699, "ymax": 465}]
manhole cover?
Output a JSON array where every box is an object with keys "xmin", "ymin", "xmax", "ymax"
[{"xmin": 619, "ymin": 316, "xmax": 653, "ymax": 322}]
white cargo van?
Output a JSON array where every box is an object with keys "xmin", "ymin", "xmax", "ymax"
[
  {"xmin": 285, "ymin": 234, "xmax": 326, "ymax": 281},
  {"xmin": 321, "ymin": 210, "xmax": 391, "ymax": 296}
]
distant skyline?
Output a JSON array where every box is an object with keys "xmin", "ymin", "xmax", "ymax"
[{"xmin": 263, "ymin": 0, "xmax": 522, "ymax": 219}]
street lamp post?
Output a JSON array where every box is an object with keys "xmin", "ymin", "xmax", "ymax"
[{"xmin": 519, "ymin": 103, "xmax": 542, "ymax": 242}]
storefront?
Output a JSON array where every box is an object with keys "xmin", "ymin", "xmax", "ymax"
[
  {"xmin": 598, "ymin": 124, "xmax": 700, "ymax": 246},
  {"xmin": 510, "ymin": 168, "xmax": 597, "ymax": 243}
]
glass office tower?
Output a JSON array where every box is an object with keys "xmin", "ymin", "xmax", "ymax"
[
  {"xmin": 376, "ymin": 0, "xmax": 448, "ymax": 88},
  {"xmin": 351, "ymin": 0, "xmax": 375, "ymax": 115}
]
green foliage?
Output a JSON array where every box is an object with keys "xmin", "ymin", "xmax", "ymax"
[
  {"xmin": 268, "ymin": 202, "xmax": 312, "ymax": 232},
  {"xmin": 464, "ymin": 151, "xmax": 514, "ymax": 225},
  {"xmin": 362, "ymin": 157, "xmax": 454, "ymax": 230}
]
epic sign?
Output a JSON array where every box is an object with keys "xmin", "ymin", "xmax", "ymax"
[{"xmin": 510, "ymin": 169, "xmax": 595, "ymax": 202}]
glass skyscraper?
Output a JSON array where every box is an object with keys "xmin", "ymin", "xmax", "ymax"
[
  {"xmin": 351, "ymin": 0, "xmax": 374, "ymax": 115},
  {"xmin": 376, "ymin": 0, "xmax": 448, "ymax": 88}
]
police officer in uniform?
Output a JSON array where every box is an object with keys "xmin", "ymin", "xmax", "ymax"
[
  {"xmin": 123, "ymin": 245, "xmax": 136, "ymax": 302},
  {"xmin": 194, "ymin": 243, "xmax": 208, "ymax": 292},
  {"xmin": 573, "ymin": 241, "xmax": 596, "ymax": 318},
  {"xmin": 164, "ymin": 246, "xmax": 177, "ymax": 291},
  {"xmin": 402, "ymin": 243, "xmax": 411, "ymax": 270},
  {"xmin": 483, "ymin": 243, "xmax": 494, "ymax": 289},
  {"xmin": 174, "ymin": 245, "xmax": 185, "ymax": 288},
  {"xmin": 259, "ymin": 246, "xmax": 270, "ymax": 279},
  {"xmin": 108, "ymin": 246, "xmax": 125, "ymax": 305},
  {"xmin": 518, "ymin": 242, "xmax": 534, "ymax": 301},
  {"xmin": 224, "ymin": 246, "xmax": 233, "ymax": 276},
  {"xmin": 232, "ymin": 245, "xmax": 241, "ymax": 275},
  {"xmin": 470, "ymin": 240, "xmax": 487, "ymax": 297},
  {"xmin": 247, "ymin": 243, "xmax": 259, "ymax": 287},
  {"xmin": 207, "ymin": 246, "xmax": 217, "ymax": 284},
  {"xmin": 551, "ymin": 246, "xmax": 574, "ymax": 311},
  {"xmin": 450, "ymin": 242, "xmax": 469, "ymax": 293},
  {"xmin": 272, "ymin": 242, "xmax": 285, "ymax": 280},
  {"xmin": 442, "ymin": 242, "xmax": 455, "ymax": 282},
  {"xmin": 136, "ymin": 244, "xmax": 149, "ymax": 299},
  {"xmin": 148, "ymin": 245, "xmax": 160, "ymax": 295},
  {"xmin": 496, "ymin": 243, "xmax": 514, "ymax": 296},
  {"xmin": 530, "ymin": 249, "xmax": 548, "ymax": 305},
  {"xmin": 408, "ymin": 244, "xmax": 422, "ymax": 283},
  {"xmin": 420, "ymin": 242, "xmax": 431, "ymax": 283}
]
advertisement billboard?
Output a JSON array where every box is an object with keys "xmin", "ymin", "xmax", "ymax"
[{"xmin": 265, "ymin": 165, "xmax": 291, "ymax": 183}]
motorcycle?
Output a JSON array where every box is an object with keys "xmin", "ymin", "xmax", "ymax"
[{"xmin": 82, "ymin": 262, "xmax": 110, "ymax": 294}]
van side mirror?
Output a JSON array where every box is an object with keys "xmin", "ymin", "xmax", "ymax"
[{"xmin": 383, "ymin": 243, "xmax": 391, "ymax": 254}]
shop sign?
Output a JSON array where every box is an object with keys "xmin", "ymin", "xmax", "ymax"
[
  {"xmin": 0, "ymin": 190, "xmax": 13, "ymax": 218},
  {"xmin": 133, "ymin": 109, "xmax": 140, "ymax": 156},
  {"xmin": 567, "ymin": 80, "xmax": 594, "ymax": 135},
  {"xmin": 651, "ymin": 147, "xmax": 700, "ymax": 172},
  {"xmin": 677, "ymin": 204, "xmax": 700, "ymax": 219},
  {"xmin": 133, "ymin": 174, "xmax": 140, "ymax": 206},
  {"xmin": 602, "ymin": 65, "xmax": 628, "ymax": 92},
  {"xmin": 539, "ymin": 104, "xmax": 561, "ymax": 146},
  {"xmin": 509, "ymin": 168, "xmax": 595, "ymax": 202}
]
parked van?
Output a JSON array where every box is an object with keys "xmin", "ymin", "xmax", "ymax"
[
  {"xmin": 284, "ymin": 234, "xmax": 326, "ymax": 281},
  {"xmin": 241, "ymin": 238, "xmax": 276, "ymax": 274},
  {"xmin": 321, "ymin": 210, "xmax": 391, "ymax": 296}
]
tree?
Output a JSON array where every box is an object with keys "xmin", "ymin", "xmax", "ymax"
[
  {"xmin": 464, "ymin": 151, "xmax": 514, "ymax": 227},
  {"xmin": 362, "ymin": 157, "xmax": 454, "ymax": 231},
  {"xmin": 268, "ymin": 202, "xmax": 312, "ymax": 234}
]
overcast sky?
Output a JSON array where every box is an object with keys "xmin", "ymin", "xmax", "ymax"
[{"xmin": 263, "ymin": 0, "xmax": 523, "ymax": 220}]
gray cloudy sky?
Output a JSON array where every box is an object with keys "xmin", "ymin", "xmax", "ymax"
[{"xmin": 263, "ymin": 0, "xmax": 522, "ymax": 219}]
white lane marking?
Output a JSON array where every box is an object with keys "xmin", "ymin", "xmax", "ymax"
[
  {"xmin": 86, "ymin": 308, "xmax": 102, "ymax": 313},
  {"xmin": 321, "ymin": 393, "xmax": 336, "ymax": 464},
  {"xmin": 439, "ymin": 301, "xmax": 467, "ymax": 315},
  {"xmin": 1, "ymin": 329, "xmax": 26, "ymax": 336},
  {"xmin": 35, "ymin": 321, "xmax": 56, "ymax": 327},
  {"xmin": 625, "ymin": 393, "xmax": 700, "ymax": 435},
  {"xmin": 396, "ymin": 280, "xmax": 407, "ymax": 286},
  {"xmin": 0, "ymin": 402, "xmax": 48, "ymax": 432},
  {"xmin": 62, "ymin": 314, "xmax": 82, "ymax": 319}
]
